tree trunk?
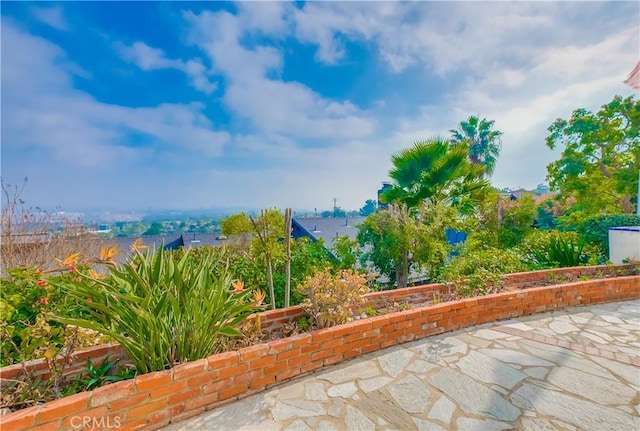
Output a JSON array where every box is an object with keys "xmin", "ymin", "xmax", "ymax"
[
  {"xmin": 284, "ymin": 208, "xmax": 292, "ymax": 308},
  {"xmin": 266, "ymin": 251, "xmax": 276, "ymax": 310},
  {"xmin": 396, "ymin": 251, "xmax": 409, "ymax": 288}
]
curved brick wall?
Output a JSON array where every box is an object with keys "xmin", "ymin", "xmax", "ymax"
[{"xmin": 1, "ymin": 265, "xmax": 638, "ymax": 431}]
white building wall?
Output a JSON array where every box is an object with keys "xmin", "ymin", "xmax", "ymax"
[{"xmin": 609, "ymin": 226, "xmax": 640, "ymax": 264}]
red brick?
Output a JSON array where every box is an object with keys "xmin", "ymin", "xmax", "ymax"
[
  {"xmin": 288, "ymin": 353, "xmax": 312, "ymax": 367},
  {"xmin": 276, "ymin": 348, "xmax": 301, "ymax": 361},
  {"xmin": 0, "ymin": 406, "xmax": 39, "ymax": 429},
  {"xmin": 310, "ymin": 349, "xmax": 333, "ymax": 361},
  {"xmin": 219, "ymin": 383, "xmax": 248, "ymax": 400},
  {"xmin": 239, "ymin": 344, "xmax": 269, "ymax": 362},
  {"xmin": 109, "ymin": 393, "xmax": 149, "ymax": 412},
  {"xmin": 149, "ymin": 404, "xmax": 184, "ymax": 425},
  {"xmin": 264, "ymin": 361, "xmax": 289, "ymax": 375},
  {"xmin": 234, "ymin": 369, "xmax": 262, "ymax": 384},
  {"xmin": 186, "ymin": 370, "xmax": 220, "ymax": 388},
  {"xmin": 290, "ymin": 333, "xmax": 312, "ymax": 347},
  {"xmin": 26, "ymin": 420, "xmax": 61, "ymax": 431},
  {"xmin": 185, "ymin": 393, "xmax": 220, "ymax": 411},
  {"xmin": 361, "ymin": 343, "xmax": 381, "ymax": 354},
  {"xmin": 250, "ymin": 354, "xmax": 276, "ymax": 368},
  {"xmin": 61, "ymin": 406, "xmax": 109, "ymax": 429},
  {"xmin": 323, "ymin": 354, "xmax": 343, "ymax": 366},
  {"xmin": 207, "ymin": 351, "xmax": 239, "ymax": 370},
  {"xmin": 38, "ymin": 392, "xmax": 89, "ymax": 424},
  {"xmin": 219, "ymin": 363, "xmax": 249, "ymax": 379},
  {"xmin": 123, "ymin": 417, "xmax": 149, "ymax": 429},
  {"xmin": 202, "ymin": 377, "xmax": 233, "ymax": 395},
  {"xmin": 276, "ymin": 367, "xmax": 301, "ymax": 381},
  {"xmin": 268, "ymin": 340, "xmax": 295, "ymax": 357},
  {"xmin": 168, "ymin": 388, "xmax": 202, "ymax": 405},
  {"xmin": 150, "ymin": 380, "xmax": 187, "ymax": 399},
  {"xmin": 250, "ymin": 374, "xmax": 276, "ymax": 389},
  {"xmin": 173, "ymin": 359, "xmax": 207, "ymax": 380},
  {"xmin": 128, "ymin": 399, "xmax": 168, "ymax": 419},
  {"xmin": 343, "ymin": 349, "xmax": 360, "ymax": 359},
  {"xmin": 135, "ymin": 370, "xmax": 173, "ymax": 392},
  {"xmin": 311, "ymin": 328, "xmax": 334, "ymax": 342}
]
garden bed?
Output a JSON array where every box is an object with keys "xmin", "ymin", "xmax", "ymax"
[{"xmin": 1, "ymin": 264, "xmax": 638, "ymax": 430}]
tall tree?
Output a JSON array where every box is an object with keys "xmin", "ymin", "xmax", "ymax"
[
  {"xmin": 545, "ymin": 95, "xmax": 639, "ymax": 225},
  {"xmin": 380, "ymin": 137, "xmax": 488, "ymax": 211},
  {"xmin": 357, "ymin": 202, "xmax": 451, "ymax": 288},
  {"xmin": 450, "ymin": 116, "xmax": 503, "ymax": 176}
]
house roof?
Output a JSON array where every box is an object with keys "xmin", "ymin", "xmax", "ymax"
[
  {"xmin": 292, "ymin": 217, "xmax": 365, "ymax": 248},
  {"xmin": 109, "ymin": 233, "xmax": 227, "ymax": 263}
]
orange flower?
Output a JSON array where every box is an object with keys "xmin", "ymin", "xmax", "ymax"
[
  {"xmin": 54, "ymin": 252, "xmax": 81, "ymax": 267},
  {"xmin": 41, "ymin": 297, "xmax": 48, "ymax": 305},
  {"xmin": 131, "ymin": 238, "xmax": 148, "ymax": 252},
  {"xmin": 86, "ymin": 298, "xmax": 93, "ymax": 303},
  {"xmin": 252, "ymin": 290, "xmax": 266, "ymax": 306},
  {"xmin": 37, "ymin": 280, "xmax": 48, "ymax": 286},
  {"xmin": 231, "ymin": 280, "xmax": 244, "ymax": 295},
  {"xmin": 99, "ymin": 245, "xmax": 119, "ymax": 263}
]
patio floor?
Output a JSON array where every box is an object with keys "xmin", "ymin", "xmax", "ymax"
[{"xmin": 162, "ymin": 299, "xmax": 640, "ymax": 431}]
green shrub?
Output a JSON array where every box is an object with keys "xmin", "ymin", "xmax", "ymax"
[
  {"xmin": 441, "ymin": 248, "xmax": 527, "ymax": 296},
  {"xmin": 50, "ymin": 245, "xmax": 262, "ymax": 374},
  {"xmin": 578, "ymin": 214, "xmax": 640, "ymax": 255},
  {"xmin": 517, "ymin": 230, "xmax": 604, "ymax": 269},
  {"xmin": 534, "ymin": 237, "xmax": 585, "ymax": 268},
  {"xmin": 0, "ymin": 267, "xmax": 97, "ymax": 366}
]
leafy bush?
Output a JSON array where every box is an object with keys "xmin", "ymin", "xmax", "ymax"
[
  {"xmin": 534, "ymin": 237, "xmax": 585, "ymax": 268},
  {"xmin": 440, "ymin": 247, "xmax": 527, "ymax": 296},
  {"xmin": 517, "ymin": 230, "xmax": 603, "ymax": 269},
  {"xmin": 50, "ymin": 245, "xmax": 263, "ymax": 374},
  {"xmin": 0, "ymin": 267, "xmax": 104, "ymax": 366},
  {"xmin": 578, "ymin": 214, "xmax": 640, "ymax": 255},
  {"xmin": 297, "ymin": 269, "xmax": 370, "ymax": 329}
]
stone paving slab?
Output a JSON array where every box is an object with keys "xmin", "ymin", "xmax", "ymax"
[{"xmin": 162, "ymin": 300, "xmax": 640, "ymax": 431}]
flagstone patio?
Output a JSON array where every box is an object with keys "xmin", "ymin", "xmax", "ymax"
[{"xmin": 163, "ymin": 299, "xmax": 640, "ymax": 431}]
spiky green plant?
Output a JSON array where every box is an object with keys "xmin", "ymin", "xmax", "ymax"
[
  {"xmin": 50, "ymin": 246, "xmax": 260, "ymax": 374},
  {"xmin": 534, "ymin": 237, "xmax": 586, "ymax": 268}
]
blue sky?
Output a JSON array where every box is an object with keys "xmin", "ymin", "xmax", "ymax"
[{"xmin": 1, "ymin": 1, "xmax": 638, "ymax": 212}]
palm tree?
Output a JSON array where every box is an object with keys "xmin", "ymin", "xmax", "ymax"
[
  {"xmin": 380, "ymin": 137, "xmax": 488, "ymax": 210},
  {"xmin": 450, "ymin": 116, "xmax": 503, "ymax": 176}
]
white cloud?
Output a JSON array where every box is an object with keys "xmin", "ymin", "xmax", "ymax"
[
  {"xmin": 3, "ymin": 2, "xmax": 638, "ymax": 212},
  {"xmin": 2, "ymin": 20, "xmax": 229, "ymax": 173},
  {"xmin": 30, "ymin": 5, "xmax": 68, "ymax": 31},
  {"xmin": 116, "ymin": 41, "xmax": 217, "ymax": 94},
  {"xmin": 183, "ymin": 8, "xmax": 376, "ymax": 142}
]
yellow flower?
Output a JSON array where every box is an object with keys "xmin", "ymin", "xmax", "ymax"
[
  {"xmin": 131, "ymin": 238, "xmax": 149, "ymax": 252},
  {"xmin": 252, "ymin": 290, "xmax": 266, "ymax": 306},
  {"xmin": 231, "ymin": 280, "xmax": 244, "ymax": 295},
  {"xmin": 99, "ymin": 245, "xmax": 119, "ymax": 263},
  {"xmin": 88, "ymin": 269, "xmax": 106, "ymax": 280},
  {"xmin": 54, "ymin": 252, "xmax": 81, "ymax": 267}
]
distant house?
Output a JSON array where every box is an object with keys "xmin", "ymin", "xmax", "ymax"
[
  {"xmin": 291, "ymin": 217, "xmax": 365, "ymax": 257},
  {"xmin": 111, "ymin": 233, "xmax": 227, "ymax": 262},
  {"xmin": 502, "ymin": 188, "xmax": 531, "ymax": 200}
]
